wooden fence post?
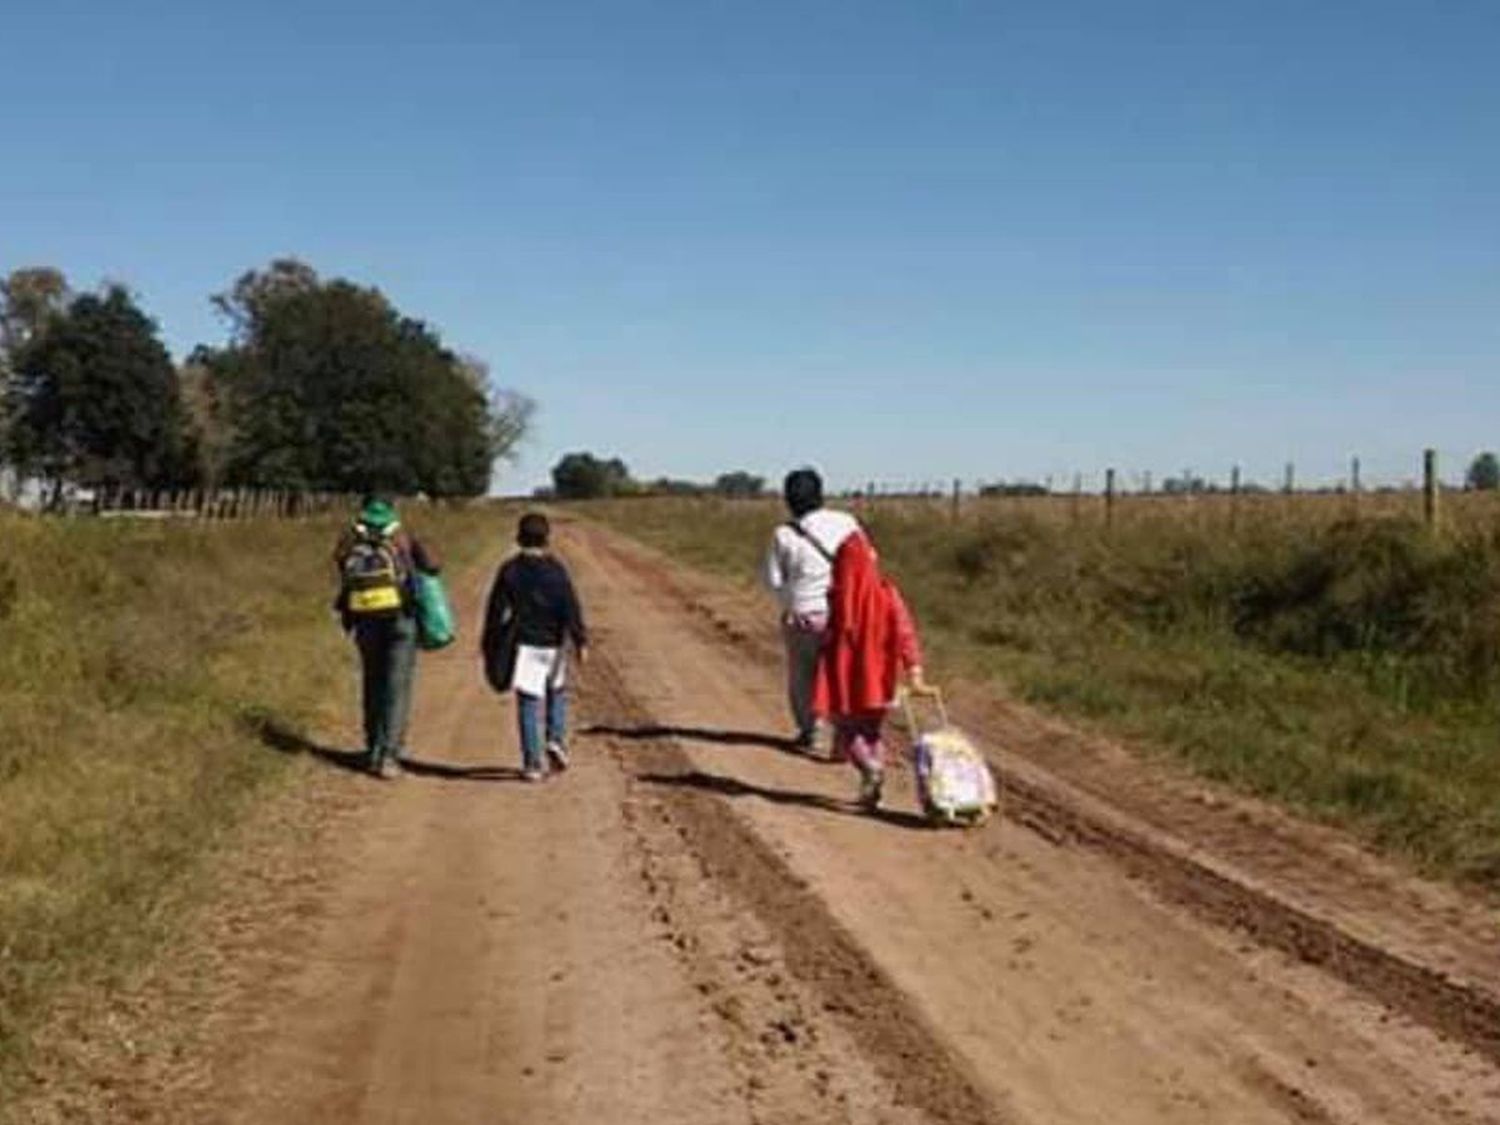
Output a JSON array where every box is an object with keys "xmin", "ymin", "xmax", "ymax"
[
  {"xmin": 950, "ymin": 478, "xmax": 961, "ymax": 522},
  {"xmin": 1424, "ymin": 448, "xmax": 1440, "ymax": 530},
  {"xmin": 1104, "ymin": 468, "xmax": 1116, "ymax": 528},
  {"xmin": 1230, "ymin": 464, "xmax": 1241, "ymax": 530}
]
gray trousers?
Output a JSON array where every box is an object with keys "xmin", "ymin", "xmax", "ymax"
[
  {"xmin": 782, "ymin": 612, "xmax": 828, "ymax": 739},
  {"xmin": 354, "ymin": 614, "xmax": 418, "ymax": 765}
]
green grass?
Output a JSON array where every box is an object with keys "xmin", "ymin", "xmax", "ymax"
[
  {"xmin": 0, "ymin": 503, "xmax": 507, "ymax": 1091},
  {"xmin": 583, "ymin": 495, "xmax": 1500, "ymax": 890}
]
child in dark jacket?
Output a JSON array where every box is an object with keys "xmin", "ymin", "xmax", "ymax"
[{"xmin": 480, "ymin": 513, "xmax": 588, "ymax": 780}]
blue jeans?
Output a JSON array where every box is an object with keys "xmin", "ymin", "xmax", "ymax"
[{"xmin": 516, "ymin": 687, "xmax": 568, "ymax": 771}]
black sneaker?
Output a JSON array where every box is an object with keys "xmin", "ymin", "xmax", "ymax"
[
  {"xmin": 857, "ymin": 769, "xmax": 884, "ymax": 812},
  {"xmin": 546, "ymin": 741, "xmax": 570, "ymax": 772}
]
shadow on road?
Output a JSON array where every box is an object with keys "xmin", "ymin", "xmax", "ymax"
[
  {"xmin": 582, "ymin": 722, "xmax": 807, "ymax": 756},
  {"xmin": 400, "ymin": 758, "xmax": 529, "ymax": 782},
  {"xmin": 243, "ymin": 711, "xmax": 368, "ymax": 773},
  {"xmin": 242, "ymin": 710, "xmax": 527, "ymax": 782},
  {"xmin": 639, "ymin": 768, "xmax": 933, "ymax": 831}
]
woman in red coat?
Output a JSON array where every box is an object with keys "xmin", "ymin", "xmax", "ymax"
[{"xmin": 813, "ymin": 530, "xmax": 930, "ymax": 811}]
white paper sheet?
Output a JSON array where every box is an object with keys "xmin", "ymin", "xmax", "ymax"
[{"xmin": 510, "ymin": 644, "xmax": 566, "ymax": 696}]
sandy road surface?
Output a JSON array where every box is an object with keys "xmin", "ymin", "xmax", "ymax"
[{"xmin": 28, "ymin": 520, "xmax": 1500, "ymax": 1124}]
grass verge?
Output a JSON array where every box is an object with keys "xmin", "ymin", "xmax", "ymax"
[{"xmin": 0, "ymin": 503, "xmax": 506, "ymax": 1095}]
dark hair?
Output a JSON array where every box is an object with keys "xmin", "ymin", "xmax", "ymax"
[
  {"xmin": 517, "ymin": 512, "xmax": 550, "ymax": 549},
  {"xmin": 783, "ymin": 468, "xmax": 823, "ymax": 518}
]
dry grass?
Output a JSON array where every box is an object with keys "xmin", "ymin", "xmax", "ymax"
[
  {"xmin": 0, "ymin": 503, "xmax": 507, "ymax": 1095},
  {"xmin": 583, "ymin": 494, "xmax": 1500, "ymax": 890}
]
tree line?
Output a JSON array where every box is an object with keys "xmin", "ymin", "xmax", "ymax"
[
  {"xmin": 0, "ymin": 259, "xmax": 532, "ymax": 507},
  {"xmin": 544, "ymin": 452, "xmax": 765, "ymax": 499}
]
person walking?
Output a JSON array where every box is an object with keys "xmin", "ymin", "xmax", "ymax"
[
  {"xmin": 481, "ymin": 512, "xmax": 589, "ymax": 781},
  {"xmin": 813, "ymin": 528, "xmax": 931, "ymax": 811},
  {"xmin": 334, "ymin": 495, "xmax": 441, "ymax": 780},
  {"xmin": 763, "ymin": 468, "xmax": 861, "ymax": 752}
]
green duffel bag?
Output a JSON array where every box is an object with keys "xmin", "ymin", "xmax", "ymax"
[{"xmin": 413, "ymin": 571, "xmax": 457, "ymax": 651}]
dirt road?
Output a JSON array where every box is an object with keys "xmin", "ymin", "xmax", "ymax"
[{"xmin": 31, "ymin": 519, "xmax": 1500, "ymax": 1124}]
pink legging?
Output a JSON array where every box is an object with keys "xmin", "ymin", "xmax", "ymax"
[{"xmin": 833, "ymin": 713, "xmax": 887, "ymax": 774}]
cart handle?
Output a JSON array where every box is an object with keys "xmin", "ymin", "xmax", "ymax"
[{"xmin": 899, "ymin": 685, "xmax": 949, "ymax": 734}]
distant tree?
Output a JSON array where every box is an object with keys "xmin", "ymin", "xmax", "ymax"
[
  {"xmin": 5, "ymin": 285, "xmax": 192, "ymax": 503},
  {"xmin": 458, "ymin": 354, "xmax": 535, "ymax": 484},
  {"xmin": 179, "ymin": 353, "xmax": 237, "ymax": 491},
  {"xmin": 197, "ymin": 260, "xmax": 522, "ymax": 497},
  {"xmin": 1, "ymin": 267, "xmax": 71, "ymax": 490},
  {"xmin": 0, "ymin": 267, "xmax": 70, "ymax": 354},
  {"xmin": 646, "ymin": 477, "xmax": 706, "ymax": 496},
  {"xmin": 210, "ymin": 257, "xmax": 319, "ymax": 337},
  {"xmin": 1161, "ymin": 472, "xmax": 1210, "ymax": 496},
  {"xmin": 713, "ymin": 470, "xmax": 765, "ymax": 498},
  {"xmin": 978, "ymin": 480, "xmax": 1049, "ymax": 497},
  {"xmin": 551, "ymin": 452, "xmax": 633, "ymax": 499},
  {"xmin": 1466, "ymin": 452, "xmax": 1500, "ymax": 492}
]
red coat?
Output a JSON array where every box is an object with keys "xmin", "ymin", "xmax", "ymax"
[{"xmin": 813, "ymin": 532, "xmax": 922, "ymax": 719}]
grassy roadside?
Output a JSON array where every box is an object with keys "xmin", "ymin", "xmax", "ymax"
[
  {"xmin": 0, "ymin": 504, "xmax": 507, "ymax": 1093},
  {"xmin": 584, "ymin": 496, "xmax": 1500, "ymax": 891}
]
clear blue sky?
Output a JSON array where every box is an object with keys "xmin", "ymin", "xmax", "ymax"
[{"xmin": 3, "ymin": 1, "xmax": 1497, "ymax": 493}]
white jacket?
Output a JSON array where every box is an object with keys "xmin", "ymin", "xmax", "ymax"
[{"xmin": 763, "ymin": 508, "xmax": 862, "ymax": 617}]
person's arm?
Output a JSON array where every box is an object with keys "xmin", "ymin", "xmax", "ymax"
[
  {"xmin": 888, "ymin": 583, "xmax": 931, "ymax": 692},
  {"xmin": 763, "ymin": 529, "xmax": 788, "ymax": 594},
  {"xmin": 331, "ymin": 529, "xmax": 353, "ymax": 623},
  {"xmin": 406, "ymin": 532, "xmax": 441, "ymax": 575},
  {"xmin": 480, "ymin": 563, "xmax": 513, "ymax": 656},
  {"xmin": 332, "ymin": 527, "xmax": 354, "ymax": 570},
  {"xmin": 558, "ymin": 564, "xmax": 589, "ymax": 660}
]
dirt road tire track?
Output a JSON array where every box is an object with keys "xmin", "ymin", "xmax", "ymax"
[
  {"xmin": 564, "ymin": 517, "xmax": 1500, "ymax": 1124},
  {"xmin": 578, "ymin": 519, "xmax": 1500, "ymax": 1069},
  {"xmin": 1000, "ymin": 771, "xmax": 1500, "ymax": 1066},
  {"xmin": 587, "ymin": 652, "xmax": 1010, "ymax": 1125}
]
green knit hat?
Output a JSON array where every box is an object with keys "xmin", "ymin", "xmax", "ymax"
[{"xmin": 359, "ymin": 498, "xmax": 398, "ymax": 530}]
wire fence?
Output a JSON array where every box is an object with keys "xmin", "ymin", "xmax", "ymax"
[
  {"xmin": 83, "ymin": 487, "xmax": 357, "ymax": 521},
  {"xmin": 840, "ymin": 448, "xmax": 1485, "ymax": 531}
]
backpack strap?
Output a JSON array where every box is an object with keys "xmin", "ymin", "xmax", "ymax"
[{"xmin": 785, "ymin": 519, "xmax": 835, "ymax": 564}]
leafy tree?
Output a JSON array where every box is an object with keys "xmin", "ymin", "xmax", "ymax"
[
  {"xmin": 0, "ymin": 267, "xmax": 69, "ymax": 354},
  {"xmin": 646, "ymin": 477, "xmax": 706, "ymax": 496},
  {"xmin": 1161, "ymin": 472, "xmax": 1211, "ymax": 495},
  {"xmin": 978, "ymin": 480, "xmax": 1049, "ymax": 497},
  {"xmin": 198, "ymin": 260, "xmax": 523, "ymax": 497},
  {"xmin": 210, "ymin": 257, "xmax": 319, "ymax": 338},
  {"xmin": 5, "ymin": 286, "xmax": 191, "ymax": 501},
  {"xmin": 1467, "ymin": 452, "xmax": 1500, "ymax": 491},
  {"xmin": 551, "ymin": 452, "xmax": 632, "ymax": 499},
  {"xmin": 1, "ymin": 267, "xmax": 71, "ymax": 491},
  {"xmin": 179, "ymin": 355, "xmax": 237, "ymax": 491},
  {"xmin": 458, "ymin": 354, "xmax": 535, "ymax": 486},
  {"xmin": 713, "ymin": 470, "xmax": 765, "ymax": 498}
]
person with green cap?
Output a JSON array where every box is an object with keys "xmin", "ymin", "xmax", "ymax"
[{"xmin": 333, "ymin": 495, "xmax": 442, "ymax": 779}]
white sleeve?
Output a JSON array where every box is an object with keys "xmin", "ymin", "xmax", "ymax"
[{"xmin": 763, "ymin": 532, "xmax": 787, "ymax": 592}]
